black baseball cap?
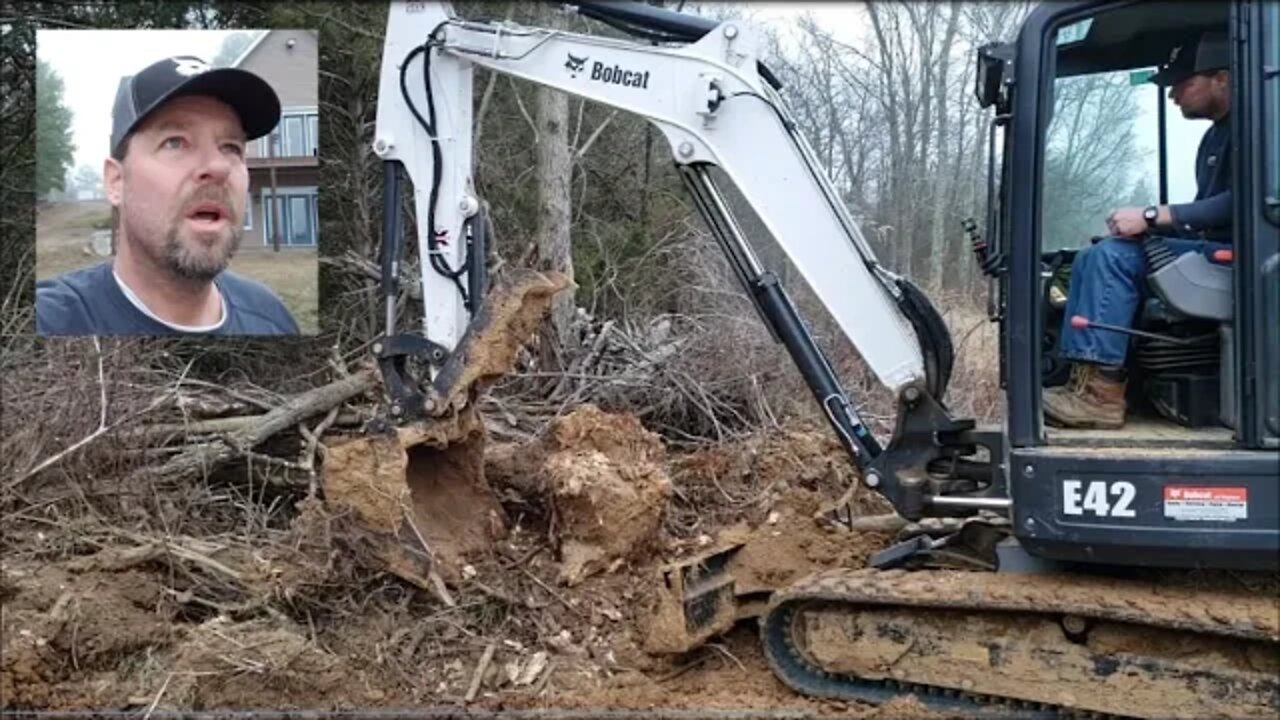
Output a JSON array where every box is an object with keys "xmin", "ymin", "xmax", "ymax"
[
  {"xmin": 110, "ymin": 55, "xmax": 281, "ymax": 156},
  {"xmin": 1149, "ymin": 31, "xmax": 1229, "ymax": 87}
]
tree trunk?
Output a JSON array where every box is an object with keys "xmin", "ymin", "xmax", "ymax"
[
  {"xmin": 641, "ymin": 124, "xmax": 653, "ymax": 228},
  {"xmin": 929, "ymin": 2, "xmax": 961, "ymax": 290},
  {"xmin": 532, "ymin": 3, "xmax": 575, "ymax": 351}
]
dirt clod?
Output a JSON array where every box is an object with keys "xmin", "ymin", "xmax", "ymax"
[
  {"xmin": 165, "ymin": 617, "xmax": 349, "ymax": 709},
  {"xmin": 1, "ymin": 568, "xmax": 173, "ymax": 709},
  {"xmin": 544, "ymin": 405, "xmax": 673, "ymax": 586}
]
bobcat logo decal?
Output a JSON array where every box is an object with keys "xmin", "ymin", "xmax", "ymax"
[{"xmin": 565, "ymin": 53, "xmax": 588, "ymax": 78}]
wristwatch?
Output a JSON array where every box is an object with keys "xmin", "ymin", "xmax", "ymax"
[{"xmin": 1143, "ymin": 205, "xmax": 1160, "ymax": 230}]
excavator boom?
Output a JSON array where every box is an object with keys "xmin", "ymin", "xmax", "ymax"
[{"xmin": 376, "ymin": 1, "xmax": 925, "ymax": 390}]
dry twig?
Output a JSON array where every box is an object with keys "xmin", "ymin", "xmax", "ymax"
[
  {"xmin": 7, "ymin": 340, "xmax": 186, "ymax": 491},
  {"xmin": 465, "ymin": 642, "xmax": 497, "ymax": 702},
  {"xmin": 519, "ymin": 567, "xmax": 584, "ymax": 618},
  {"xmin": 401, "ymin": 506, "xmax": 457, "ymax": 608}
]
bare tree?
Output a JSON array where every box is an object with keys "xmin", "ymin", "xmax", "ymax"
[
  {"xmin": 531, "ymin": 2, "xmax": 576, "ymax": 351},
  {"xmin": 771, "ymin": 15, "xmax": 892, "ymax": 267},
  {"xmin": 1041, "ymin": 72, "xmax": 1143, "ymax": 251},
  {"xmin": 925, "ymin": 2, "xmax": 961, "ymax": 284},
  {"xmin": 768, "ymin": 0, "xmax": 1037, "ymax": 292}
]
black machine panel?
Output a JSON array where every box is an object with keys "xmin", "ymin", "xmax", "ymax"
[{"xmin": 1011, "ymin": 448, "xmax": 1280, "ymax": 571}]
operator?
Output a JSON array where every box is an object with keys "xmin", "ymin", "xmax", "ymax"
[
  {"xmin": 36, "ymin": 56, "xmax": 300, "ymax": 336},
  {"xmin": 1044, "ymin": 31, "xmax": 1232, "ymax": 429}
]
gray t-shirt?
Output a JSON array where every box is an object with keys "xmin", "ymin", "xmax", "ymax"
[{"xmin": 36, "ymin": 262, "xmax": 300, "ymax": 336}]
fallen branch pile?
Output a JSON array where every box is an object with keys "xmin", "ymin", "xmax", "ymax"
[
  {"xmin": 484, "ymin": 310, "xmax": 790, "ymax": 447},
  {"xmin": 123, "ymin": 366, "xmax": 379, "ymax": 488}
]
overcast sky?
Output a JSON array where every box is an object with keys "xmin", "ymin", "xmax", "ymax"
[
  {"xmin": 37, "ymin": 29, "xmax": 253, "ymax": 174},
  {"xmin": 749, "ymin": 2, "xmax": 867, "ymax": 46}
]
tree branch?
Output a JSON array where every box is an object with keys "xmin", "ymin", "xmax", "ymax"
[{"xmin": 124, "ymin": 367, "xmax": 380, "ymax": 487}]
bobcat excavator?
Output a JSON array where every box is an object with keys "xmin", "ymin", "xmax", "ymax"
[{"xmin": 370, "ymin": 0, "xmax": 1279, "ymax": 716}]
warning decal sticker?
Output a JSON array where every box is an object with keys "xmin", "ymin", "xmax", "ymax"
[{"xmin": 1163, "ymin": 486, "xmax": 1248, "ymax": 522}]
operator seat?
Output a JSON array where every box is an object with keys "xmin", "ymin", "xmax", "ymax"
[{"xmin": 1134, "ymin": 237, "xmax": 1237, "ymax": 429}]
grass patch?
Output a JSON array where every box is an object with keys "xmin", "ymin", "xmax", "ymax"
[
  {"xmin": 72, "ymin": 213, "xmax": 112, "ymax": 231},
  {"xmin": 35, "ymin": 245, "xmax": 97, "ymax": 281},
  {"xmin": 228, "ymin": 248, "xmax": 320, "ymax": 334}
]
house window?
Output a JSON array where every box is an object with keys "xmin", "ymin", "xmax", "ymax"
[
  {"xmin": 257, "ymin": 130, "xmax": 282, "ymax": 159},
  {"xmin": 255, "ymin": 111, "xmax": 317, "ymax": 158},
  {"xmin": 283, "ymin": 116, "xmax": 306, "ymax": 157},
  {"xmin": 287, "ymin": 195, "xmax": 311, "ymax": 245},
  {"xmin": 261, "ymin": 188, "xmax": 318, "ymax": 246},
  {"xmin": 258, "ymin": 110, "xmax": 318, "ymax": 158},
  {"xmin": 243, "ymin": 191, "xmax": 253, "ymax": 231}
]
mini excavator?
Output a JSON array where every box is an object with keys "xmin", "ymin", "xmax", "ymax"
[{"xmin": 370, "ymin": 1, "xmax": 1280, "ymax": 716}]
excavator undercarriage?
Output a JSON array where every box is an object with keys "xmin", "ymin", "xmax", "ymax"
[
  {"xmin": 764, "ymin": 568, "xmax": 1279, "ymax": 719},
  {"xmin": 649, "ymin": 517, "xmax": 1279, "ymax": 718}
]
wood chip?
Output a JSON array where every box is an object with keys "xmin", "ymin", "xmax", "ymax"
[{"xmin": 516, "ymin": 650, "xmax": 548, "ymax": 686}]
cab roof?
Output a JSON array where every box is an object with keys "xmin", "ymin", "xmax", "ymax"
[{"xmin": 1043, "ymin": 1, "xmax": 1228, "ymax": 78}]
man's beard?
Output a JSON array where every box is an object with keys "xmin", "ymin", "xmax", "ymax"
[
  {"xmin": 1177, "ymin": 88, "xmax": 1225, "ymax": 121},
  {"xmin": 124, "ymin": 190, "xmax": 244, "ymax": 282},
  {"xmin": 1180, "ymin": 104, "xmax": 1209, "ymax": 120},
  {"xmin": 162, "ymin": 220, "xmax": 243, "ymax": 282}
]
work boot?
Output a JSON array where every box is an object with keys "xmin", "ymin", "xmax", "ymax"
[{"xmin": 1043, "ymin": 363, "xmax": 1127, "ymax": 429}]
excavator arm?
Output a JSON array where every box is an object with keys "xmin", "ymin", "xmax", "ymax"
[{"xmin": 372, "ymin": 0, "xmax": 998, "ymax": 522}]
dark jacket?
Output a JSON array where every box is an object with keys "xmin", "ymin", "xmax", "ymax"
[
  {"xmin": 1168, "ymin": 116, "xmax": 1231, "ymax": 240},
  {"xmin": 36, "ymin": 261, "xmax": 300, "ymax": 336}
]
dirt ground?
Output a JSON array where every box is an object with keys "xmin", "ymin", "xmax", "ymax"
[
  {"xmin": 33, "ymin": 200, "xmax": 318, "ymax": 333},
  {"xmin": 1, "ymin": 407, "xmax": 927, "ymax": 716}
]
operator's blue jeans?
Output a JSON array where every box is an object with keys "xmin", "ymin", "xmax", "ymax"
[{"xmin": 1058, "ymin": 236, "xmax": 1231, "ymax": 366}]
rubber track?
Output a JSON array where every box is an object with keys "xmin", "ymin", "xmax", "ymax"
[{"xmin": 761, "ymin": 567, "xmax": 1279, "ymax": 718}]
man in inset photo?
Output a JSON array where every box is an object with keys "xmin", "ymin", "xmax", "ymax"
[{"xmin": 37, "ymin": 54, "xmax": 300, "ymax": 335}]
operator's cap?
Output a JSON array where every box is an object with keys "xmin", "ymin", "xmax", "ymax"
[
  {"xmin": 1149, "ymin": 31, "xmax": 1229, "ymax": 87},
  {"xmin": 110, "ymin": 55, "xmax": 281, "ymax": 156}
]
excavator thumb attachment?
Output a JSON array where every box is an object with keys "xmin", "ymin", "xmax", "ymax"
[
  {"xmin": 895, "ymin": 276, "xmax": 955, "ymax": 402},
  {"xmin": 375, "ymin": 265, "xmax": 566, "ymax": 422}
]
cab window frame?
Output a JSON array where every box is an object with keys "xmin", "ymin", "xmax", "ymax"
[{"xmin": 1263, "ymin": 0, "xmax": 1279, "ymax": 226}]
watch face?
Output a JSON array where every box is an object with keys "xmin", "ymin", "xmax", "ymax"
[{"xmin": 1144, "ymin": 207, "xmax": 1158, "ymax": 221}]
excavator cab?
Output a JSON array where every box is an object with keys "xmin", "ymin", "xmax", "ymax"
[
  {"xmin": 977, "ymin": 0, "xmax": 1279, "ymax": 570},
  {"xmin": 1035, "ymin": 7, "xmax": 1241, "ymax": 433}
]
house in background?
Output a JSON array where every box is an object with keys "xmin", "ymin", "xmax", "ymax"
[{"xmin": 233, "ymin": 30, "xmax": 319, "ymax": 249}]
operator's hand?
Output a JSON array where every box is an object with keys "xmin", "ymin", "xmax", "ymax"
[{"xmin": 1105, "ymin": 207, "xmax": 1148, "ymax": 238}]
